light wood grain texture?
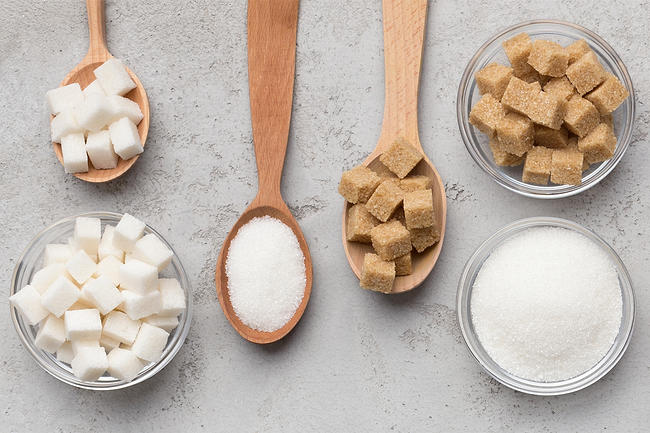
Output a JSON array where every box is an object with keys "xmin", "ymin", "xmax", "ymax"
[
  {"xmin": 215, "ymin": 0, "xmax": 312, "ymax": 344},
  {"xmin": 342, "ymin": 0, "xmax": 447, "ymax": 294},
  {"xmin": 52, "ymin": 0, "xmax": 150, "ymax": 183}
]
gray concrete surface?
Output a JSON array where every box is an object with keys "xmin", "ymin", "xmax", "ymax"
[{"xmin": 2, "ymin": 0, "xmax": 649, "ymax": 431}]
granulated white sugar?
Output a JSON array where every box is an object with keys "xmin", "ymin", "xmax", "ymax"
[
  {"xmin": 226, "ymin": 216, "xmax": 306, "ymax": 332},
  {"xmin": 471, "ymin": 226, "xmax": 622, "ymax": 382}
]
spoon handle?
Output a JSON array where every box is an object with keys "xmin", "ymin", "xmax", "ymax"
[
  {"xmin": 247, "ymin": 0, "xmax": 299, "ymax": 202},
  {"xmin": 376, "ymin": 0, "xmax": 428, "ymax": 154},
  {"xmin": 86, "ymin": 0, "xmax": 110, "ymax": 59}
]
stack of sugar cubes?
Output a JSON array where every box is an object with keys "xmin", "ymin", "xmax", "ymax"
[
  {"xmin": 47, "ymin": 59, "xmax": 144, "ymax": 174},
  {"xmin": 10, "ymin": 214, "xmax": 186, "ymax": 382}
]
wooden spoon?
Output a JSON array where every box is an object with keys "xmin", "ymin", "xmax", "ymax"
[
  {"xmin": 52, "ymin": 0, "xmax": 150, "ymax": 183},
  {"xmin": 342, "ymin": 0, "xmax": 447, "ymax": 294},
  {"xmin": 215, "ymin": 0, "xmax": 312, "ymax": 344}
]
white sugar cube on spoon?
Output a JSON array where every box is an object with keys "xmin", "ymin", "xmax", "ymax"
[{"xmin": 46, "ymin": 83, "xmax": 84, "ymax": 116}]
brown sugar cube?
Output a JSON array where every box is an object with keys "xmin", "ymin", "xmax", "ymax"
[
  {"xmin": 496, "ymin": 112, "xmax": 534, "ymax": 157},
  {"xmin": 475, "ymin": 62, "xmax": 514, "ymax": 100},
  {"xmin": 379, "ymin": 136, "xmax": 423, "ymax": 179},
  {"xmin": 585, "ymin": 73, "xmax": 630, "ymax": 115},
  {"xmin": 347, "ymin": 204, "xmax": 380, "ymax": 243},
  {"xmin": 489, "ymin": 138, "xmax": 525, "ymax": 166},
  {"xmin": 567, "ymin": 39, "xmax": 592, "ymax": 65},
  {"xmin": 393, "ymin": 253, "xmax": 412, "ymax": 276},
  {"xmin": 551, "ymin": 149, "xmax": 583, "ymax": 185},
  {"xmin": 370, "ymin": 220, "xmax": 412, "ymax": 261},
  {"xmin": 410, "ymin": 225, "xmax": 441, "ymax": 253},
  {"xmin": 360, "ymin": 253, "xmax": 395, "ymax": 294},
  {"xmin": 566, "ymin": 51, "xmax": 607, "ymax": 95},
  {"xmin": 578, "ymin": 122, "xmax": 617, "ymax": 164},
  {"xmin": 565, "ymin": 136, "xmax": 590, "ymax": 171},
  {"xmin": 400, "ymin": 175, "xmax": 431, "ymax": 193},
  {"xmin": 527, "ymin": 39, "xmax": 569, "ymax": 78},
  {"xmin": 601, "ymin": 113, "xmax": 614, "ymax": 128},
  {"xmin": 389, "ymin": 206, "xmax": 407, "ymax": 227},
  {"xmin": 543, "ymin": 76, "xmax": 576, "ymax": 101},
  {"xmin": 469, "ymin": 94, "xmax": 506, "ymax": 138},
  {"xmin": 528, "ymin": 91, "xmax": 566, "ymax": 130},
  {"xmin": 403, "ymin": 189, "xmax": 435, "ymax": 230},
  {"xmin": 534, "ymin": 124, "xmax": 569, "ymax": 149},
  {"xmin": 501, "ymin": 77, "xmax": 541, "ymax": 117},
  {"xmin": 338, "ymin": 165, "xmax": 381, "ymax": 204},
  {"xmin": 365, "ymin": 180, "xmax": 403, "ymax": 222},
  {"xmin": 502, "ymin": 33, "xmax": 534, "ymax": 77},
  {"xmin": 563, "ymin": 94, "xmax": 600, "ymax": 137},
  {"xmin": 522, "ymin": 146, "xmax": 554, "ymax": 185}
]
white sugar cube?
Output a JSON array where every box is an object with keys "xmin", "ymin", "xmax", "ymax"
[
  {"xmin": 41, "ymin": 276, "xmax": 81, "ymax": 317},
  {"xmin": 107, "ymin": 347, "xmax": 143, "ymax": 382},
  {"xmin": 71, "ymin": 339, "xmax": 101, "ymax": 356},
  {"xmin": 118, "ymin": 260, "xmax": 158, "ymax": 295},
  {"xmin": 68, "ymin": 297, "xmax": 96, "ymax": 310},
  {"xmin": 65, "ymin": 249, "xmax": 98, "ymax": 285},
  {"xmin": 131, "ymin": 322, "xmax": 169, "ymax": 363},
  {"xmin": 113, "ymin": 213, "xmax": 145, "ymax": 253},
  {"xmin": 108, "ymin": 117, "xmax": 143, "ymax": 160},
  {"xmin": 9, "ymin": 285, "xmax": 50, "ymax": 325},
  {"xmin": 46, "ymin": 83, "xmax": 84, "ymax": 116},
  {"xmin": 98, "ymin": 225, "xmax": 125, "ymax": 262},
  {"xmin": 99, "ymin": 334, "xmax": 121, "ymax": 353},
  {"xmin": 157, "ymin": 278, "xmax": 186, "ymax": 317},
  {"xmin": 94, "ymin": 59, "xmax": 136, "ymax": 96},
  {"xmin": 51, "ymin": 109, "xmax": 85, "ymax": 143},
  {"xmin": 82, "ymin": 79, "xmax": 106, "ymax": 97},
  {"xmin": 74, "ymin": 216, "xmax": 101, "ymax": 256},
  {"xmin": 102, "ymin": 311, "xmax": 141, "ymax": 345},
  {"xmin": 57, "ymin": 341, "xmax": 75, "ymax": 364},
  {"xmin": 34, "ymin": 315, "xmax": 66, "ymax": 353},
  {"xmin": 95, "ymin": 255, "xmax": 123, "ymax": 286},
  {"xmin": 82, "ymin": 275, "xmax": 124, "ymax": 315},
  {"xmin": 74, "ymin": 92, "xmax": 115, "ymax": 133},
  {"xmin": 71, "ymin": 346, "xmax": 108, "ymax": 381},
  {"xmin": 61, "ymin": 132, "xmax": 88, "ymax": 174},
  {"xmin": 132, "ymin": 234, "xmax": 173, "ymax": 272},
  {"xmin": 121, "ymin": 290, "xmax": 162, "ymax": 320},
  {"xmin": 30, "ymin": 263, "xmax": 75, "ymax": 294},
  {"xmin": 142, "ymin": 314, "xmax": 179, "ymax": 333},
  {"xmin": 43, "ymin": 243, "xmax": 73, "ymax": 267},
  {"xmin": 64, "ymin": 308, "xmax": 102, "ymax": 341},
  {"xmin": 86, "ymin": 129, "xmax": 118, "ymax": 169},
  {"xmin": 109, "ymin": 95, "xmax": 144, "ymax": 125}
]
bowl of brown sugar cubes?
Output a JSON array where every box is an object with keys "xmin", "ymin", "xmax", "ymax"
[
  {"xmin": 9, "ymin": 212, "xmax": 192, "ymax": 390},
  {"xmin": 457, "ymin": 20, "xmax": 635, "ymax": 198}
]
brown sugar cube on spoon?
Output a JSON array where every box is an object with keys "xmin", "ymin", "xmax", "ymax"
[
  {"xmin": 360, "ymin": 253, "xmax": 395, "ymax": 294},
  {"xmin": 370, "ymin": 220, "xmax": 412, "ymax": 261},
  {"xmin": 410, "ymin": 225, "xmax": 441, "ymax": 253},
  {"xmin": 393, "ymin": 252, "xmax": 412, "ymax": 276},
  {"xmin": 338, "ymin": 165, "xmax": 381, "ymax": 204},
  {"xmin": 379, "ymin": 136, "xmax": 423, "ymax": 178},
  {"xmin": 522, "ymin": 146, "xmax": 554, "ymax": 185},
  {"xmin": 400, "ymin": 175, "xmax": 431, "ymax": 193},
  {"xmin": 403, "ymin": 189, "xmax": 435, "ymax": 230},
  {"xmin": 365, "ymin": 180, "xmax": 404, "ymax": 222},
  {"xmin": 346, "ymin": 204, "xmax": 380, "ymax": 243}
]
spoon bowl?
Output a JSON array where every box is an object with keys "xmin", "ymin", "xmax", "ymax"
[
  {"xmin": 215, "ymin": 0, "xmax": 311, "ymax": 344},
  {"xmin": 342, "ymin": 0, "xmax": 447, "ymax": 293},
  {"xmin": 52, "ymin": 0, "xmax": 150, "ymax": 183}
]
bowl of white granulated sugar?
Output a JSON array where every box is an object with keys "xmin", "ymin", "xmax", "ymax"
[{"xmin": 456, "ymin": 217, "xmax": 635, "ymax": 395}]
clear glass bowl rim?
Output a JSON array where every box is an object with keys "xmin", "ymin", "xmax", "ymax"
[
  {"xmin": 456, "ymin": 19, "xmax": 636, "ymax": 199},
  {"xmin": 456, "ymin": 217, "xmax": 635, "ymax": 395},
  {"xmin": 10, "ymin": 211, "xmax": 193, "ymax": 390}
]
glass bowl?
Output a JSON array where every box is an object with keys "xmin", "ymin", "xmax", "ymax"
[
  {"xmin": 10, "ymin": 212, "xmax": 192, "ymax": 390},
  {"xmin": 456, "ymin": 217, "xmax": 635, "ymax": 395},
  {"xmin": 457, "ymin": 20, "xmax": 635, "ymax": 198}
]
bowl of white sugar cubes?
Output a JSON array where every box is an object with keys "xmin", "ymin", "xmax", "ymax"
[
  {"xmin": 47, "ymin": 58, "xmax": 149, "ymax": 183},
  {"xmin": 10, "ymin": 212, "xmax": 191, "ymax": 390},
  {"xmin": 457, "ymin": 20, "xmax": 634, "ymax": 198},
  {"xmin": 456, "ymin": 217, "xmax": 635, "ymax": 395}
]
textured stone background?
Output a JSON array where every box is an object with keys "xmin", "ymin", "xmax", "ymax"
[{"xmin": 2, "ymin": 0, "xmax": 649, "ymax": 431}]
